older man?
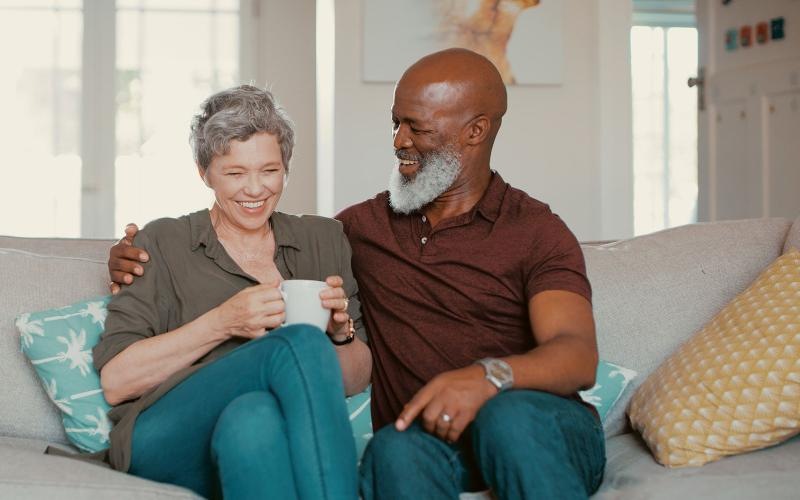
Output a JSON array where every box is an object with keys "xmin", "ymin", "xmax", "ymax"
[
  {"xmin": 338, "ymin": 48, "xmax": 604, "ymax": 499},
  {"xmin": 110, "ymin": 49, "xmax": 605, "ymax": 499}
]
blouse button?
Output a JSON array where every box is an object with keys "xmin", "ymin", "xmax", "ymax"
[{"xmin": 421, "ymin": 237, "xmax": 428, "ymax": 245}]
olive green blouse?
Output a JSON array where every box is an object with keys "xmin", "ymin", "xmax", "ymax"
[{"xmin": 91, "ymin": 209, "xmax": 365, "ymax": 472}]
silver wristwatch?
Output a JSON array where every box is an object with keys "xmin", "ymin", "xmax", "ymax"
[{"xmin": 476, "ymin": 358, "xmax": 514, "ymax": 392}]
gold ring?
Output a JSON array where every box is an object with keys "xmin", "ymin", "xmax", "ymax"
[{"xmin": 342, "ymin": 297, "xmax": 350, "ymax": 311}]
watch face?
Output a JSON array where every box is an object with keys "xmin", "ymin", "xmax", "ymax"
[
  {"xmin": 481, "ymin": 358, "xmax": 513, "ymax": 390},
  {"xmin": 488, "ymin": 363, "xmax": 512, "ymax": 382}
]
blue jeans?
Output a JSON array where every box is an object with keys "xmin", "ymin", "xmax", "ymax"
[
  {"xmin": 129, "ymin": 324, "xmax": 358, "ymax": 500},
  {"xmin": 360, "ymin": 390, "xmax": 606, "ymax": 500}
]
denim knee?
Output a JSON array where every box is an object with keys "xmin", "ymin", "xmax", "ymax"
[
  {"xmin": 363, "ymin": 424, "xmax": 415, "ymax": 468},
  {"xmin": 269, "ymin": 323, "xmax": 335, "ymax": 354},
  {"xmin": 366, "ymin": 423, "xmax": 451, "ymax": 470},
  {"xmin": 473, "ymin": 391, "xmax": 562, "ymax": 453},
  {"xmin": 210, "ymin": 391, "xmax": 285, "ymax": 463},
  {"xmin": 361, "ymin": 423, "xmax": 468, "ymax": 500}
]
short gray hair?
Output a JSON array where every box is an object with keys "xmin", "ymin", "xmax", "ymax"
[{"xmin": 190, "ymin": 85, "xmax": 295, "ymax": 172}]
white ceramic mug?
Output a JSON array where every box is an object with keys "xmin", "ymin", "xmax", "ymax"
[{"xmin": 280, "ymin": 279, "xmax": 330, "ymax": 333}]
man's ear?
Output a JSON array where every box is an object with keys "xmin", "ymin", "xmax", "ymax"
[{"xmin": 464, "ymin": 115, "xmax": 491, "ymax": 146}]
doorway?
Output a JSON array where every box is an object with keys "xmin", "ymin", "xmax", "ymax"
[{"xmin": 631, "ymin": 0, "xmax": 698, "ymax": 236}]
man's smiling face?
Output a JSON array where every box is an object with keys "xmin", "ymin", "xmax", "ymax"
[{"xmin": 388, "ymin": 80, "xmax": 465, "ymax": 213}]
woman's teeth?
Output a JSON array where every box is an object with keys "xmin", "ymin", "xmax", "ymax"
[{"xmin": 238, "ymin": 201, "xmax": 265, "ymax": 209}]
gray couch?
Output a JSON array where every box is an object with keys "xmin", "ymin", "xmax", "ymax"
[{"xmin": 2, "ymin": 215, "xmax": 800, "ymax": 499}]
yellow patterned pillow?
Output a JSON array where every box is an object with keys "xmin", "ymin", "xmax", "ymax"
[{"xmin": 629, "ymin": 249, "xmax": 800, "ymax": 467}]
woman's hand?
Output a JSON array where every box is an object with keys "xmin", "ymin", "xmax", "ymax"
[
  {"xmin": 212, "ymin": 281, "xmax": 285, "ymax": 339},
  {"xmin": 320, "ymin": 276, "xmax": 351, "ymax": 339}
]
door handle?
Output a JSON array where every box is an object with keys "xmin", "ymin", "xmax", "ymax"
[
  {"xmin": 687, "ymin": 67, "xmax": 706, "ymax": 111},
  {"xmin": 687, "ymin": 76, "xmax": 703, "ymax": 87}
]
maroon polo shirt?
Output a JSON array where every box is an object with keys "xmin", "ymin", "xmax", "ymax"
[{"xmin": 336, "ymin": 172, "xmax": 592, "ymax": 430}]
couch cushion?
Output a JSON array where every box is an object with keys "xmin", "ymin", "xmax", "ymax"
[
  {"xmin": 583, "ymin": 217, "xmax": 792, "ymax": 437},
  {"xmin": 628, "ymin": 250, "xmax": 800, "ymax": 466},
  {"xmin": 593, "ymin": 432, "xmax": 800, "ymax": 499},
  {"xmin": 784, "ymin": 215, "xmax": 800, "ymax": 253},
  {"xmin": 0, "ymin": 436, "xmax": 200, "ymax": 499},
  {"xmin": 0, "ymin": 236, "xmax": 112, "ymax": 444}
]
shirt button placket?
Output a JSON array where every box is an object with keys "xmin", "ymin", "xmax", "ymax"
[{"xmin": 420, "ymin": 214, "xmax": 432, "ymax": 256}]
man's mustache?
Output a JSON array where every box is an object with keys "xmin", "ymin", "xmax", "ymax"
[{"xmin": 395, "ymin": 150, "xmax": 423, "ymax": 162}]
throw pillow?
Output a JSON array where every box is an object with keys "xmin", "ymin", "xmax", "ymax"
[
  {"xmin": 16, "ymin": 296, "xmax": 113, "ymax": 453},
  {"xmin": 345, "ymin": 385, "xmax": 372, "ymax": 461},
  {"xmin": 628, "ymin": 250, "xmax": 800, "ymax": 467},
  {"xmin": 580, "ymin": 360, "xmax": 637, "ymax": 422}
]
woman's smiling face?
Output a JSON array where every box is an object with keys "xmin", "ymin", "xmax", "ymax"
[{"xmin": 202, "ymin": 132, "xmax": 286, "ymax": 233}]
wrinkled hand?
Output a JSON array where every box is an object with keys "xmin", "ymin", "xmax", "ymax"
[
  {"xmin": 108, "ymin": 223, "xmax": 149, "ymax": 294},
  {"xmin": 395, "ymin": 365, "xmax": 497, "ymax": 443},
  {"xmin": 214, "ymin": 281, "xmax": 285, "ymax": 339},
  {"xmin": 320, "ymin": 275, "xmax": 351, "ymax": 338}
]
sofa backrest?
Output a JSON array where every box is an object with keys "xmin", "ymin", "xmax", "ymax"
[
  {"xmin": 0, "ymin": 236, "xmax": 113, "ymax": 445},
  {"xmin": 1, "ymin": 217, "xmax": 796, "ymax": 444},
  {"xmin": 583, "ymin": 217, "xmax": 793, "ymax": 437}
]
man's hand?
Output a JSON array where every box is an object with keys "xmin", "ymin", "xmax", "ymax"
[
  {"xmin": 395, "ymin": 364, "xmax": 497, "ymax": 443},
  {"xmin": 108, "ymin": 223, "xmax": 149, "ymax": 294}
]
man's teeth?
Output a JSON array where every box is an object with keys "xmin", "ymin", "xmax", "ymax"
[
  {"xmin": 238, "ymin": 201, "xmax": 265, "ymax": 209},
  {"xmin": 398, "ymin": 159, "xmax": 418, "ymax": 165}
]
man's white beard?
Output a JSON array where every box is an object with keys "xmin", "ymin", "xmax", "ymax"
[{"xmin": 388, "ymin": 148, "xmax": 461, "ymax": 214}]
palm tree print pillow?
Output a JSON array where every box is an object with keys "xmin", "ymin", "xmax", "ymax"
[
  {"xmin": 579, "ymin": 360, "xmax": 638, "ymax": 422},
  {"xmin": 16, "ymin": 296, "xmax": 112, "ymax": 453},
  {"xmin": 345, "ymin": 385, "xmax": 372, "ymax": 462}
]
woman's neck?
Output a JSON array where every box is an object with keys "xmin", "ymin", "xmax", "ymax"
[{"xmin": 210, "ymin": 206, "xmax": 271, "ymax": 248}]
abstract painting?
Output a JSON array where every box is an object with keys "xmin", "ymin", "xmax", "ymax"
[{"xmin": 363, "ymin": 0, "xmax": 564, "ymax": 85}]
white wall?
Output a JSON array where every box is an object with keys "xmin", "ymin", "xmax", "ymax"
[
  {"xmin": 253, "ymin": 0, "xmax": 318, "ymax": 216},
  {"xmin": 331, "ymin": 0, "xmax": 633, "ymax": 241}
]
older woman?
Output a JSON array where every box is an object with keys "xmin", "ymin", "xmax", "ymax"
[{"xmin": 96, "ymin": 85, "xmax": 370, "ymax": 499}]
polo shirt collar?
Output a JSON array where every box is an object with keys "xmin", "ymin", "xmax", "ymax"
[{"xmin": 472, "ymin": 171, "xmax": 505, "ymax": 223}]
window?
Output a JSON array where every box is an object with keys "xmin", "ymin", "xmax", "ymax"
[
  {"xmin": 631, "ymin": 1, "xmax": 698, "ymax": 236},
  {"xmin": 115, "ymin": 0, "xmax": 239, "ymax": 232},
  {"xmin": 0, "ymin": 0, "xmax": 243, "ymax": 238},
  {"xmin": 0, "ymin": 1, "xmax": 83, "ymax": 237}
]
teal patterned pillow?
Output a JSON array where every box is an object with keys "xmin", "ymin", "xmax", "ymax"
[
  {"xmin": 345, "ymin": 385, "xmax": 372, "ymax": 461},
  {"xmin": 580, "ymin": 360, "xmax": 637, "ymax": 421},
  {"xmin": 15, "ymin": 296, "xmax": 113, "ymax": 452}
]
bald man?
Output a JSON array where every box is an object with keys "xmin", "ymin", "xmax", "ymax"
[
  {"xmin": 110, "ymin": 49, "xmax": 606, "ymax": 498},
  {"xmin": 338, "ymin": 48, "xmax": 605, "ymax": 499}
]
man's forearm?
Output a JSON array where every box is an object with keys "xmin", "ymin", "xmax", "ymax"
[{"xmin": 501, "ymin": 334, "xmax": 598, "ymax": 395}]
